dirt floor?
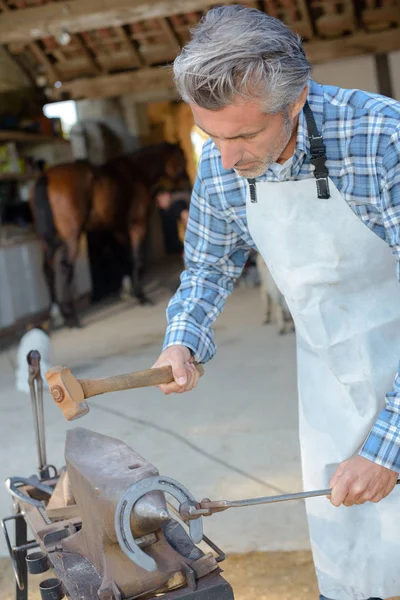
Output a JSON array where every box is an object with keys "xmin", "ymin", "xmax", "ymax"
[{"xmin": 0, "ymin": 551, "xmax": 319, "ymax": 600}]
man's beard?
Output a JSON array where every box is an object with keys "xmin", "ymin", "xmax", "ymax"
[{"xmin": 234, "ymin": 111, "xmax": 293, "ymax": 178}]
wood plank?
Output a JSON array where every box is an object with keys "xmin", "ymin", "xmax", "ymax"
[
  {"xmin": 51, "ymin": 25, "xmax": 400, "ymax": 101},
  {"xmin": 74, "ymin": 33, "xmax": 105, "ymax": 74},
  {"xmin": 27, "ymin": 41, "xmax": 59, "ymax": 84},
  {"xmin": 53, "ymin": 65, "xmax": 177, "ymax": 101},
  {"xmin": 117, "ymin": 25, "xmax": 146, "ymax": 67},
  {"xmin": 0, "ymin": 172, "xmax": 40, "ymax": 181},
  {"xmin": 303, "ymin": 27, "xmax": 400, "ymax": 64},
  {"xmin": 159, "ymin": 17, "xmax": 181, "ymax": 52},
  {"xmin": 0, "ymin": 0, "xmax": 233, "ymax": 45},
  {"xmin": 45, "ymin": 470, "xmax": 79, "ymax": 520},
  {"xmin": 375, "ymin": 53, "xmax": 394, "ymax": 98},
  {"xmin": 0, "ymin": 130, "xmax": 67, "ymax": 143},
  {"xmin": 0, "ymin": 0, "xmax": 60, "ymax": 85}
]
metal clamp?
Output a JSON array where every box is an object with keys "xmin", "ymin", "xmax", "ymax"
[
  {"xmin": 1, "ymin": 514, "xmax": 38, "ymax": 590},
  {"xmin": 114, "ymin": 476, "xmax": 203, "ymax": 572},
  {"xmin": 5, "ymin": 475, "xmax": 53, "ymax": 508}
]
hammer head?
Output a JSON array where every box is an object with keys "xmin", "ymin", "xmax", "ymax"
[{"xmin": 46, "ymin": 366, "xmax": 89, "ymax": 421}]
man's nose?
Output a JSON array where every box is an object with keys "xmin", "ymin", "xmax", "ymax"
[{"xmin": 219, "ymin": 141, "xmax": 242, "ymax": 171}]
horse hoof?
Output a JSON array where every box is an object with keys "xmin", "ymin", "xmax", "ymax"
[
  {"xmin": 65, "ymin": 317, "xmax": 82, "ymax": 329},
  {"xmin": 137, "ymin": 296, "xmax": 153, "ymax": 306}
]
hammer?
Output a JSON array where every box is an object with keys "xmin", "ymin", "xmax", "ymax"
[{"xmin": 46, "ymin": 364, "xmax": 204, "ymax": 421}]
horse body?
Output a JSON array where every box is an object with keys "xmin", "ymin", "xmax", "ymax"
[{"xmin": 31, "ymin": 142, "xmax": 188, "ymax": 327}]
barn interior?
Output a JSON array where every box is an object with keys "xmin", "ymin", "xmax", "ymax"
[
  {"xmin": 0, "ymin": 0, "xmax": 399, "ymax": 336},
  {"xmin": 0, "ymin": 0, "xmax": 398, "ymax": 336}
]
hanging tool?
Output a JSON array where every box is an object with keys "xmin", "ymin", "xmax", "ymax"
[
  {"xmin": 46, "ymin": 363, "xmax": 204, "ymax": 421},
  {"xmin": 27, "ymin": 351, "xmax": 56, "ymax": 480}
]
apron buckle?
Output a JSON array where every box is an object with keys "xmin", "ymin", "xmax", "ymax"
[
  {"xmin": 248, "ymin": 179, "xmax": 258, "ymax": 203},
  {"xmin": 310, "ymin": 155, "xmax": 330, "ymax": 200}
]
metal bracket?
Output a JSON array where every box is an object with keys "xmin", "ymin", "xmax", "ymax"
[
  {"xmin": 5, "ymin": 475, "xmax": 53, "ymax": 508},
  {"xmin": 114, "ymin": 476, "xmax": 203, "ymax": 572},
  {"xmin": 1, "ymin": 514, "xmax": 38, "ymax": 590}
]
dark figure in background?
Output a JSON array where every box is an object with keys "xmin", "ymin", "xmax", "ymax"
[{"xmin": 153, "ymin": 176, "xmax": 191, "ymax": 255}]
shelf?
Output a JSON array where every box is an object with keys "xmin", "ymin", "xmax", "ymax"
[
  {"xmin": 0, "ymin": 172, "xmax": 40, "ymax": 182},
  {"xmin": 0, "ymin": 130, "xmax": 68, "ymax": 144}
]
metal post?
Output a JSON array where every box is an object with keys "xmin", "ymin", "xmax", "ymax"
[{"xmin": 15, "ymin": 514, "xmax": 28, "ymax": 600}]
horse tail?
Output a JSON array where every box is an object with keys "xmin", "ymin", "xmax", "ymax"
[{"xmin": 33, "ymin": 174, "xmax": 58, "ymax": 250}]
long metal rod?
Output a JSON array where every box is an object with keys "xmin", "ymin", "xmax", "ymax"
[
  {"xmin": 190, "ymin": 479, "xmax": 400, "ymax": 518},
  {"xmin": 27, "ymin": 351, "xmax": 47, "ymax": 474},
  {"xmin": 225, "ymin": 488, "xmax": 331, "ymax": 508},
  {"xmin": 28, "ymin": 379, "xmax": 44, "ymax": 472},
  {"xmin": 36, "ymin": 375, "xmax": 47, "ymax": 470}
]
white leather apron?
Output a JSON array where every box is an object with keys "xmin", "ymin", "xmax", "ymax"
[{"xmin": 246, "ymin": 165, "xmax": 400, "ymax": 598}]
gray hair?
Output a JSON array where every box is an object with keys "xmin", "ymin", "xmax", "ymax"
[{"xmin": 173, "ymin": 4, "xmax": 311, "ymax": 113}]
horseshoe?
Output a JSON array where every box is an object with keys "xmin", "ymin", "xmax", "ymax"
[{"xmin": 114, "ymin": 476, "xmax": 203, "ymax": 572}]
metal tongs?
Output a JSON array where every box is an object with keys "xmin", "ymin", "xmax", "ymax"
[
  {"xmin": 180, "ymin": 480, "xmax": 400, "ymax": 520},
  {"xmin": 5, "ymin": 351, "xmax": 56, "ymax": 508}
]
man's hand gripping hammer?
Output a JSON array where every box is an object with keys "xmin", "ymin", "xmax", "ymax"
[{"xmin": 46, "ymin": 364, "xmax": 204, "ymax": 421}]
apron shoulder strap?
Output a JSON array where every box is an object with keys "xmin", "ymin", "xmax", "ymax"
[{"xmin": 303, "ymin": 101, "xmax": 330, "ymax": 199}]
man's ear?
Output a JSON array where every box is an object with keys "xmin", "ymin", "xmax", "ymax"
[{"xmin": 290, "ymin": 84, "xmax": 309, "ymax": 119}]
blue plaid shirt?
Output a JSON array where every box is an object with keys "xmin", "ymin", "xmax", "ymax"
[{"xmin": 163, "ymin": 79, "xmax": 400, "ymax": 471}]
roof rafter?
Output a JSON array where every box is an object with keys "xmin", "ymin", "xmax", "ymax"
[
  {"xmin": 52, "ymin": 27, "xmax": 400, "ymax": 101},
  {"xmin": 54, "ymin": 65, "xmax": 177, "ymax": 102},
  {"xmin": 0, "ymin": 0, "xmax": 232, "ymax": 45}
]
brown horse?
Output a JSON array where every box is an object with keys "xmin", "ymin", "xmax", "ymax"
[{"xmin": 30, "ymin": 142, "xmax": 189, "ymax": 327}]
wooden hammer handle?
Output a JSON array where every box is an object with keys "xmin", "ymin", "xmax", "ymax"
[{"xmin": 79, "ymin": 364, "xmax": 204, "ymax": 399}]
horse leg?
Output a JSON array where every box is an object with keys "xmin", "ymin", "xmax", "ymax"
[
  {"xmin": 41, "ymin": 243, "xmax": 62, "ymax": 324},
  {"xmin": 129, "ymin": 222, "xmax": 153, "ymax": 305},
  {"xmin": 59, "ymin": 235, "xmax": 81, "ymax": 328}
]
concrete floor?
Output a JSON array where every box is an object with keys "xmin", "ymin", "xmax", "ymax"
[{"xmin": 0, "ymin": 271, "xmax": 309, "ymax": 558}]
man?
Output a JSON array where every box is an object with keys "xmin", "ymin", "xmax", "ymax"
[
  {"xmin": 152, "ymin": 178, "xmax": 190, "ymax": 254},
  {"xmin": 152, "ymin": 5, "xmax": 400, "ymax": 599}
]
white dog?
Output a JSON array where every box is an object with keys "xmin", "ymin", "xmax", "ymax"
[
  {"xmin": 256, "ymin": 253, "xmax": 294, "ymax": 335},
  {"xmin": 15, "ymin": 327, "xmax": 52, "ymax": 393}
]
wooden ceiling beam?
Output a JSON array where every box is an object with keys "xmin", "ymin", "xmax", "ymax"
[
  {"xmin": 159, "ymin": 17, "xmax": 181, "ymax": 53},
  {"xmin": 117, "ymin": 25, "xmax": 146, "ymax": 67},
  {"xmin": 74, "ymin": 33, "xmax": 105, "ymax": 74},
  {"xmin": 303, "ymin": 27, "xmax": 400, "ymax": 64},
  {"xmin": 51, "ymin": 26, "xmax": 400, "ymax": 101},
  {"xmin": 53, "ymin": 65, "xmax": 177, "ymax": 102},
  {"xmin": 27, "ymin": 41, "xmax": 59, "ymax": 84},
  {"xmin": 0, "ymin": 0, "xmax": 60, "ymax": 85},
  {"xmin": 0, "ymin": 0, "xmax": 234, "ymax": 45}
]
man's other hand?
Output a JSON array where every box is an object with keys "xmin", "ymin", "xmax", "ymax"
[
  {"xmin": 152, "ymin": 345, "xmax": 201, "ymax": 395},
  {"xmin": 329, "ymin": 455, "xmax": 398, "ymax": 507}
]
